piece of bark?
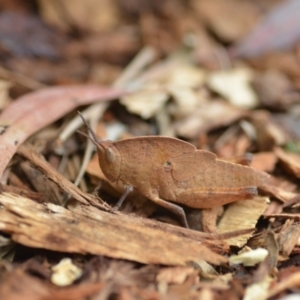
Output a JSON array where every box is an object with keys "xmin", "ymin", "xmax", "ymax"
[
  {"xmin": 278, "ymin": 220, "xmax": 300, "ymax": 258},
  {"xmin": 0, "ymin": 184, "xmax": 45, "ymax": 203},
  {"xmin": 0, "ymin": 193, "xmax": 227, "ymax": 266}
]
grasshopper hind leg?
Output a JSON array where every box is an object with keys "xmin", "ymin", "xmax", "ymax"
[{"xmin": 149, "ymin": 195, "xmax": 189, "ymax": 228}]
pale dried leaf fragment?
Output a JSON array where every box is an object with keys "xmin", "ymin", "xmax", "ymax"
[
  {"xmin": 198, "ymin": 288, "xmax": 214, "ymax": 300},
  {"xmin": 168, "ymin": 86, "xmax": 202, "ymax": 117},
  {"xmin": 121, "ymin": 63, "xmax": 206, "ymax": 119},
  {"xmin": 157, "ymin": 266, "xmax": 195, "ymax": 285},
  {"xmin": 243, "ymin": 277, "xmax": 272, "ymax": 300},
  {"xmin": 229, "ymin": 248, "xmax": 268, "ymax": 267},
  {"xmin": 167, "ymin": 65, "xmax": 206, "ymax": 88},
  {"xmin": 217, "ymin": 197, "xmax": 269, "ymax": 247},
  {"xmin": 166, "ymin": 65, "xmax": 206, "ymax": 117},
  {"xmin": 174, "ymin": 100, "xmax": 246, "ymax": 138},
  {"xmin": 51, "ymin": 258, "xmax": 82, "ymax": 286},
  {"xmin": 196, "ymin": 260, "xmax": 219, "ymax": 278},
  {"xmin": 120, "ymin": 84, "xmax": 168, "ymax": 119},
  {"xmin": 207, "ymin": 68, "xmax": 258, "ymax": 108},
  {"xmin": 212, "ymin": 273, "xmax": 233, "ymax": 289}
]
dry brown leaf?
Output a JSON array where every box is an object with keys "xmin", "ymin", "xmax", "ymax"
[
  {"xmin": 0, "ymin": 85, "xmax": 124, "ymax": 177},
  {"xmin": 0, "ymin": 268, "xmax": 104, "ymax": 300},
  {"xmin": 251, "ymin": 111, "xmax": 287, "ymax": 151},
  {"xmin": 275, "ymin": 147, "xmax": 300, "ymax": 179},
  {"xmin": 0, "ymin": 79, "xmax": 11, "ymax": 110},
  {"xmin": 38, "ymin": 0, "xmax": 120, "ymax": 32},
  {"xmin": 267, "ymin": 271, "xmax": 300, "ymax": 299},
  {"xmin": 251, "ymin": 152, "xmax": 277, "ymax": 173},
  {"xmin": 252, "ymin": 70, "xmax": 300, "ymax": 109},
  {"xmin": 192, "ymin": 0, "xmax": 259, "ymax": 42},
  {"xmin": 259, "ymin": 183, "xmax": 297, "ymax": 203},
  {"xmin": 230, "ymin": 0, "xmax": 300, "ymax": 58}
]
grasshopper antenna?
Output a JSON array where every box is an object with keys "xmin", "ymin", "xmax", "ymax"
[
  {"xmin": 77, "ymin": 130, "xmax": 98, "ymax": 147},
  {"xmin": 78, "ymin": 111, "xmax": 100, "ymax": 145}
]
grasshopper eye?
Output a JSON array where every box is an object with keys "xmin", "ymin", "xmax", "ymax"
[
  {"xmin": 163, "ymin": 161, "xmax": 172, "ymax": 170},
  {"xmin": 98, "ymin": 142, "xmax": 121, "ymax": 182},
  {"xmin": 105, "ymin": 147, "xmax": 116, "ymax": 163}
]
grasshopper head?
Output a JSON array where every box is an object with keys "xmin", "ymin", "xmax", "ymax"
[
  {"xmin": 97, "ymin": 141, "xmax": 121, "ymax": 182},
  {"xmin": 78, "ymin": 111, "xmax": 121, "ymax": 182}
]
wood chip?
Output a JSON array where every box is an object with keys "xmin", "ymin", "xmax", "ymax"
[{"xmin": 0, "ymin": 193, "xmax": 227, "ymax": 266}]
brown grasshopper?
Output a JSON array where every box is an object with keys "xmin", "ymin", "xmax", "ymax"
[{"xmin": 79, "ymin": 112, "xmax": 268, "ymax": 228}]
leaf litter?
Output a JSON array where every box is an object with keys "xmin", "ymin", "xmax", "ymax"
[{"xmin": 0, "ymin": 0, "xmax": 300, "ymax": 299}]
